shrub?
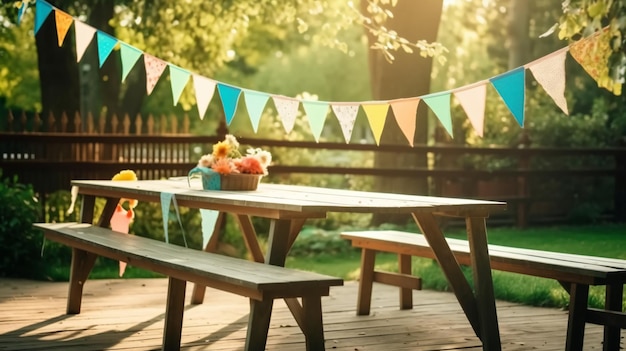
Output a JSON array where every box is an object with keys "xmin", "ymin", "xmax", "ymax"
[{"xmin": 0, "ymin": 171, "xmax": 46, "ymax": 278}]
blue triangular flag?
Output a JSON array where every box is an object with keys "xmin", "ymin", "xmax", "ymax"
[
  {"xmin": 217, "ymin": 83, "xmax": 242, "ymax": 125},
  {"xmin": 243, "ymin": 90, "xmax": 270, "ymax": 133},
  {"xmin": 302, "ymin": 101, "xmax": 329, "ymax": 142},
  {"xmin": 34, "ymin": 0, "xmax": 53, "ymax": 34},
  {"xmin": 119, "ymin": 42, "xmax": 142, "ymax": 82},
  {"xmin": 200, "ymin": 209, "xmax": 220, "ymax": 249},
  {"xmin": 96, "ymin": 31, "xmax": 118, "ymax": 68},
  {"xmin": 490, "ymin": 67, "xmax": 526, "ymax": 127},
  {"xmin": 17, "ymin": 1, "xmax": 29, "ymax": 25},
  {"xmin": 169, "ymin": 64, "xmax": 191, "ymax": 106}
]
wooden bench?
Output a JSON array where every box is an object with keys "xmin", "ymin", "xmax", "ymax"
[
  {"xmin": 341, "ymin": 230, "xmax": 626, "ymax": 351},
  {"xmin": 34, "ymin": 222, "xmax": 343, "ymax": 351}
]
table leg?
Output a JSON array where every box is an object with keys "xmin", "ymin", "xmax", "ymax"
[
  {"xmin": 466, "ymin": 216, "xmax": 501, "ymax": 350},
  {"xmin": 412, "ymin": 212, "xmax": 501, "ymax": 350},
  {"xmin": 265, "ymin": 219, "xmax": 293, "ymax": 266}
]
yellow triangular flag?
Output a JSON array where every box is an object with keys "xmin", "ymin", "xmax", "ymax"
[{"xmin": 362, "ymin": 103, "xmax": 389, "ymax": 145}]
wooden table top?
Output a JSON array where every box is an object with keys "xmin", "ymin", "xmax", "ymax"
[{"xmin": 72, "ymin": 179, "xmax": 507, "ymax": 219}]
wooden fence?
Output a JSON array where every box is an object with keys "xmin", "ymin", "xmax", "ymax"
[{"xmin": 2, "ymin": 110, "xmax": 625, "ymax": 227}]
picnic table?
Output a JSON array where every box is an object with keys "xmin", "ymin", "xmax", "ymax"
[{"xmin": 71, "ymin": 178, "xmax": 507, "ymax": 350}]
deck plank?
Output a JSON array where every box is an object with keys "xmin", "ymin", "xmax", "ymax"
[{"xmin": 0, "ymin": 278, "xmax": 612, "ymax": 350}]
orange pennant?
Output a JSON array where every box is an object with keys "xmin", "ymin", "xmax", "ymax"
[
  {"xmin": 54, "ymin": 10, "xmax": 74, "ymax": 47},
  {"xmin": 390, "ymin": 98, "xmax": 420, "ymax": 146}
]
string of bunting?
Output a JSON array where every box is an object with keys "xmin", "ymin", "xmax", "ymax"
[{"xmin": 30, "ymin": 0, "xmax": 617, "ymax": 145}]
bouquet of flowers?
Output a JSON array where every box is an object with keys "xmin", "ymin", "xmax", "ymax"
[{"xmin": 188, "ymin": 134, "xmax": 272, "ymax": 190}]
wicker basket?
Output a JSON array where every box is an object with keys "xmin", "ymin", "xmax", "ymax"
[{"xmin": 218, "ymin": 173, "xmax": 263, "ymax": 191}]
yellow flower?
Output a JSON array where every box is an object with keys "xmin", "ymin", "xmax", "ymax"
[{"xmin": 212, "ymin": 141, "xmax": 231, "ymax": 159}]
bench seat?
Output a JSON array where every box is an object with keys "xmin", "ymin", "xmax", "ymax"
[
  {"xmin": 341, "ymin": 230, "xmax": 626, "ymax": 351},
  {"xmin": 35, "ymin": 222, "xmax": 343, "ymax": 351}
]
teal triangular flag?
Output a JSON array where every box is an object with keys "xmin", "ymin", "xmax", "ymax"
[
  {"xmin": 96, "ymin": 31, "xmax": 118, "ymax": 68},
  {"xmin": 119, "ymin": 42, "xmax": 142, "ymax": 82},
  {"xmin": 169, "ymin": 64, "xmax": 191, "ymax": 106},
  {"xmin": 490, "ymin": 67, "xmax": 526, "ymax": 127},
  {"xmin": 200, "ymin": 209, "xmax": 220, "ymax": 249},
  {"xmin": 243, "ymin": 90, "xmax": 270, "ymax": 133},
  {"xmin": 34, "ymin": 0, "xmax": 53, "ymax": 34},
  {"xmin": 423, "ymin": 92, "xmax": 453, "ymax": 137},
  {"xmin": 302, "ymin": 101, "xmax": 329, "ymax": 142},
  {"xmin": 217, "ymin": 83, "xmax": 242, "ymax": 125}
]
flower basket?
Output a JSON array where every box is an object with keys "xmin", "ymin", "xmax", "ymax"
[{"xmin": 219, "ymin": 173, "xmax": 263, "ymax": 191}]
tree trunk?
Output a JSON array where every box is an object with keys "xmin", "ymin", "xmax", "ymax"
[{"xmin": 363, "ymin": 0, "xmax": 443, "ymax": 225}]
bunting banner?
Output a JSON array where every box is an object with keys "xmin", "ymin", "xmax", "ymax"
[
  {"xmin": 74, "ymin": 21, "xmax": 96, "ymax": 62},
  {"xmin": 30, "ymin": 0, "xmax": 622, "ymax": 146},
  {"xmin": 490, "ymin": 67, "xmax": 526, "ymax": 127},
  {"xmin": 302, "ymin": 101, "xmax": 329, "ymax": 142},
  {"xmin": 17, "ymin": 1, "xmax": 28, "ymax": 25},
  {"xmin": 390, "ymin": 98, "xmax": 420, "ymax": 146},
  {"xmin": 454, "ymin": 82, "xmax": 487, "ymax": 137},
  {"xmin": 331, "ymin": 104, "xmax": 359, "ymax": 143},
  {"xmin": 243, "ymin": 90, "xmax": 270, "ymax": 133},
  {"xmin": 362, "ymin": 103, "xmax": 389, "ymax": 146},
  {"xmin": 423, "ymin": 93, "xmax": 453, "ymax": 137}
]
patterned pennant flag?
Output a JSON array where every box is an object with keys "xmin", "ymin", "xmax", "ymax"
[
  {"xmin": 272, "ymin": 96, "xmax": 300, "ymax": 133},
  {"xmin": 454, "ymin": 82, "xmax": 487, "ymax": 137},
  {"xmin": 217, "ymin": 83, "xmax": 242, "ymax": 125},
  {"xmin": 331, "ymin": 104, "xmax": 359, "ymax": 143},
  {"xmin": 96, "ymin": 30, "xmax": 118, "ymax": 67},
  {"xmin": 74, "ymin": 21, "xmax": 96, "ymax": 62},
  {"xmin": 193, "ymin": 75, "xmax": 216, "ymax": 120},
  {"xmin": 54, "ymin": 10, "xmax": 73, "ymax": 46},
  {"xmin": 490, "ymin": 67, "xmax": 526, "ymax": 127},
  {"xmin": 361, "ymin": 103, "xmax": 389, "ymax": 145},
  {"xmin": 144, "ymin": 54, "xmax": 168, "ymax": 95},
  {"xmin": 302, "ymin": 101, "xmax": 329, "ymax": 142},
  {"xmin": 569, "ymin": 29, "xmax": 621, "ymax": 95},
  {"xmin": 423, "ymin": 92, "xmax": 453, "ymax": 137},
  {"xmin": 390, "ymin": 98, "xmax": 420, "ymax": 146},
  {"xmin": 243, "ymin": 90, "xmax": 270, "ymax": 133},
  {"xmin": 527, "ymin": 49, "xmax": 569, "ymax": 115},
  {"xmin": 34, "ymin": 0, "xmax": 53, "ymax": 34},
  {"xmin": 168, "ymin": 64, "xmax": 191, "ymax": 106},
  {"xmin": 120, "ymin": 42, "xmax": 142, "ymax": 82}
]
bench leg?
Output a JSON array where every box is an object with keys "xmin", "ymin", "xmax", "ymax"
[
  {"xmin": 67, "ymin": 248, "xmax": 97, "ymax": 314},
  {"xmin": 163, "ymin": 277, "xmax": 186, "ymax": 351},
  {"xmin": 603, "ymin": 284, "xmax": 623, "ymax": 351},
  {"xmin": 357, "ymin": 249, "xmax": 376, "ymax": 315},
  {"xmin": 566, "ymin": 283, "xmax": 588, "ymax": 351},
  {"xmin": 302, "ymin": 296, "xmax": 326, "ymax": 351},
  {"xmin": 398, "ymin": 254, "xmax": 413, "ymax": 310},
  {"xmin": 246, "ymin": 299, "xmax": 273, "ymax": 351}
]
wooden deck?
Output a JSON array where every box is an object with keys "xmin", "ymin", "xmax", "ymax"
[{"xmin": 0, "ymin": 278, "xmax": 613, "ymax": 350}]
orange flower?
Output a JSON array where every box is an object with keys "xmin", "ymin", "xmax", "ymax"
[
  {"xmin": 236, "ymin": 156, "xmax": 264, "ymax": 174},
  {"xmin": 212, "ymin": 158, "xmax": 236, "ymax": 174}
]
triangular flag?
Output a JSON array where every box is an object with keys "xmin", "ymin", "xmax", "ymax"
[
  {"xmin": 110, "ymin": 205, "xmax": 132, "ymax": 277},
  {"xmin": 390, "ymin": 98, "xmax": 420, "ymax": 146},
  {"xmin": 527, "ymin": 50, "xmax": 569, "ymax": 115},
  {"xmin": 193, "ymin": 75, "xmax": 216, "ymax": 120},
  {"xmin": 74, "ymin": 21, "xmax": 96, "ymax": 62},
  {"xmin": 423, "ymin": 93, "xmax": 453, "ymax": 137},
  {"xmin": 200, "ymin": 209, "xmax": 220, "ymax": 249},
  {"xmin": 490, "ymin": 67, "xmax": 526, "ymax": 127},
  {"xmin": 272, "ymin": 96, "xmax": 300, "ymax": 133},
  {"xmin": 361, "ymin": 103, "xmax": 389, "ymax": 145},
  {"xmin": 217, "ymin": 83, "xmax": 242, "ymax": 125},
  {"xmin": 331, "ymin": 104, "xmax": 359, "ymax": 143},
  {"xmin": 569, "ymin": 29, "xmax": 621, "ymax": 95},
  {"xmin": 54, "ymin": 10, "xmax": 73, "ymax": 47},
  {"xmin": 302, "ymin": 101, "xmax": 329, "ymax": 142},
  {"xmin": 144, "ymin": 54, "xmax": 167, "ymax": 95},
  {"xmin": 119, "ymin": 43, "xmax": 143, "ymax": 82},
  {"xmin": 454, "ymin": 83, "xmax": 487, "ymax": 137},
  {"xmin": 34, "ymin": 0, "xmax": 53, "ymax": 34},
  {"xmin": 96, "ymin": 30, "xmax": 118, "ymax": 67},
  {"xmin": 243, "ymin": 90, "xmax": 270, "ymax": 133},
  {"xmin": 168, "ymin": 64, "xmax": 191, "ymax": 106}
]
